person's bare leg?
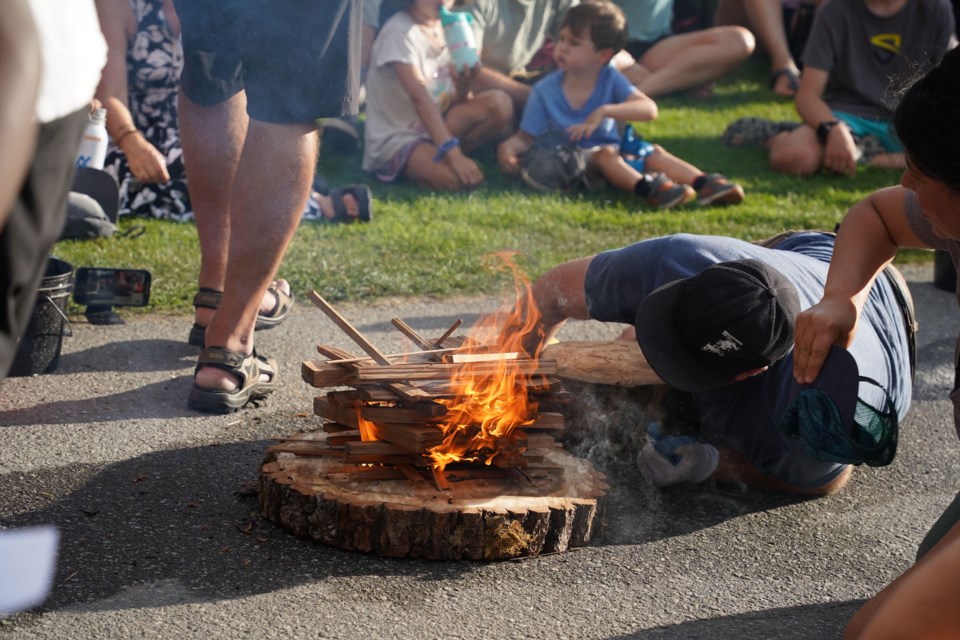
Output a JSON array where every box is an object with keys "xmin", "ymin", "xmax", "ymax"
[
  {"xmin": 634, "ymin": 27, "xmax": 755, "ymax": 97},
  {"xmin": 444, "ymin": 89, "xmax": 514, "ymax": 149},
  {"xmin": 643, "ymin": 147, "xmax": 702, "ymax": 185},
  {"xmin": 768, "ymin": 125, "xmax": 822, "ymax": 175},
  {"xmin": 178, "ymin": 89, "xmax": 247, "ymax": 330},
  {"xmin": 718, "ymin": 0, "xmax": 799, "ymax": 96},
  {"xmin": 195, "ymin": 120, "xmax": 318, "ymax": 391},
  {"xmin": 587, "ymin": 147, "xmax": 645, "ymax": 192}
]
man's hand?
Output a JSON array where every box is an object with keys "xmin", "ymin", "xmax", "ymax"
[
  {"xmin": 793, "ymin": 296, "xmax": 859, "ymax": 384},
  {"xmin": 822, "ymin": 123, "xmax": 859, "ymax": 176},
  {"xmin": 637, "ymin": 424, "xmax": 719, "ymax": 486}
]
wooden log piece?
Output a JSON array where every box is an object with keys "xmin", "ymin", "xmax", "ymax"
[
  {"xmin": 259, "ymin": 436, "xmax": 608, "ymax": 560},
  {"xmin": 540, "ymin": 340, "xmax": 666, "ymax": 387}
]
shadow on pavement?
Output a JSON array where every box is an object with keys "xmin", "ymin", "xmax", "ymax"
[
  {"xmin": 608, "ymin": 600, "xmax": 859, "ymax": 639},
  {"xmin": 0, "ymin": 376, "xmax": 196, "ymax": 426},
  {"xmin": 56, "ymin": 338, "xmax": 196, "ymax": 374},
  {"xmin": 0, "ymin": 441, "xmax": 477, "ymax": 613}
]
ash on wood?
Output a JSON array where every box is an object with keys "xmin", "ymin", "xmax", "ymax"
[{"xmin": 259, "ymin": 291, "xmax": 608, "ymax": 560}]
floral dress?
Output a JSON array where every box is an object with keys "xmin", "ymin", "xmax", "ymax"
[{"xmin": 104, "ymin": 0, "xmax": 192, "ymax": 221}]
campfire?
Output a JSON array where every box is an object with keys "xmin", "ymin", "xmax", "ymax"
[{"xmin": 259, "ymin": 257, "xmax": 608, "ymax": 560}]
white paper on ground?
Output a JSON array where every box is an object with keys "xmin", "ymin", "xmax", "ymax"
[{"xmin": 0, "ymin": 526, "xmax": 59, "ymax": 616}]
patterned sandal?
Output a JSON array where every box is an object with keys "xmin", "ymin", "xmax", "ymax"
[
  {"xmin": 188, "ymin": 283, "xmax": 295, "ymax": 347},
  {"xmin": 187, "ymin": 347, "xmax": 278, "ymax": 414},
  {"xmin": 722, "ymin": 117, "xmax": 799, "ymax": 148}
]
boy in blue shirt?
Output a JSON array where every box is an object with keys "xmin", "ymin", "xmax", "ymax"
[{"xmin": 497, "ymin": 0, "xmax": 744, "ymax": 209}]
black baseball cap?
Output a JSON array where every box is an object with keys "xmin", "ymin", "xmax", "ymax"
[{"xmin": 634, "ymin": 259, "xmax": 801, "ymax": 393}]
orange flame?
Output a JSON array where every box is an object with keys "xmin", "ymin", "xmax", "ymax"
[
  {"xmin": 428, "ymin": 252, "xmax": 544, "ymax": 471},
  {"xmin": 356, "ymin": 412, "xmax": 380, "ymax": 441}
]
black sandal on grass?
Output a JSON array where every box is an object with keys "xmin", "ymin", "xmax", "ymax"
[
  {"xmin": 187, "ymin": 347, "xmax": 278, "ymax": 414},
  {"xmin": 188, "ymin": 283, "xmax": 295, "ymax": 347}
]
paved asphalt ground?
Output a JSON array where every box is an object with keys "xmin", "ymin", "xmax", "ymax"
[{"xmin": 0, "ymin": 265, "xmax": 957, "ymax": 640}]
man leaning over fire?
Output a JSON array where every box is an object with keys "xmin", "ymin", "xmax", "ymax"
[{"xmin": 526, "ymin": 231, "xmax": 915, "ymax": 495}]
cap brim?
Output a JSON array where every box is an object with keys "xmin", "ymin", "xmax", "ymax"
[
  {"xmin": 783, "ymin": 344, "xmax": 860, "ymax": 437},
  {"xmin": 72, "ymin": 168, "xmax": 119, "ymax": 223},
  {"xmin": 634, "ymin": 278, "xmax": 734, "ymax": 393}
]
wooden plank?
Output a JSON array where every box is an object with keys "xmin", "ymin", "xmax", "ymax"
[
  {"xmin": 344, "ymin": 440, "xmax": 413, "ymax": 457},
  {"xmin": 522, "ymin": 412, "xmax": 565, "ymax": 431},
  {"xmin": 301, "ymin": 360, "xmax": 355, "ymax": 387},
  {"xmin": 376, "ymin": 422, "xmax": 444, "ymax": 451},
  {"xmin": 435, "ymin": 319, "xmax": 463, "ymax": 347},
  {"xmin": 307, "ymin": 296, "xmax": 433, "ymax": 402},
  {"xmin": 430, "ymin": 466, "xmax": 451, "ymax": 491},
  {"xmin": 447, "ymin": 351, "xmax": 519, "ymax": 363},
  {"xmin": 350, "ymin": 360, "xmax": 558, "ymax": 382},
  {"xmin": 391, "ymin": 317, "xmax": 438, "ymax": 351},
  {"xmin": 396, "ymin": 463, "xmax": 427, "ymax": 484},
  {"xmin": 320, "ymin": 346, "xmax": 457, "ymax": 365},
  {"xmin": 314, "ymin": 396, "xmax": 360, "ymax": 429},
  {"xmin": 360, "ymin": 404, "xmax": 442, "ymax": 425},
  {"xmin": 308, "ymin": 291, "xmax": 391, "ymax": 363}
]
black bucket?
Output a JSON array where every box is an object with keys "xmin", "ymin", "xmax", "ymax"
[{"xmin": 8, "ymin": 257, "xmax": 73, "ymax": 377}]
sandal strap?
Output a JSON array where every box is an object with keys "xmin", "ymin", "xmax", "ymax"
[
  {"xmin": 193, "ymin": 288, "xmax": 223, "ymax": 310},
  {"xmin": 261, "ymin": 284, "xmax": 294, "ymax": 320},
  {"xmin": 196, "ymin": 347, "xmax": 258, "ymax": 387}
]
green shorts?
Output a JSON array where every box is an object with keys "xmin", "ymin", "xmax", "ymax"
[{"xmin": 834, "ymin": 111, "xmax": 903, "ymax": 153}]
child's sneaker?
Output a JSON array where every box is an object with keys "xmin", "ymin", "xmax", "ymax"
[
  {"xmin": 644, "ymin": 173, "xmax": 697, "ymax": 209},
  {"xmin": 696, "ymin": 173, "xmax": 744, "ymax": 206}
]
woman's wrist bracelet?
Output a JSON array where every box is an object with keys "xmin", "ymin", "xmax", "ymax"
[
  {"xmin": 433, "ymin": 137, "xmax": 460, "ymax": 163},
  {"xmin": 115, "ymin": 128, "xmax": 140, "ymax": 146}
]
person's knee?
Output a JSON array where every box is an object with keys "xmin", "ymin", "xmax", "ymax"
[
  {"xmin": 720, "ymin": 25, "xmax": 756, "ymax": 58},
  {"xmin": 769, "ymin": 142, "xmax": 820, "ymax": 175},
  {"xmin": 481, "ymin": 89, "xmax": 514, "ymax": 126}
]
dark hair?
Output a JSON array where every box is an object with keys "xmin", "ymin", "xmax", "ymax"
[
  {"xmin": 560, "ymin": 0, "xmax": 628, "ymax": 54},
  {"xmin": 893, "ymin": 46, "xmax": 960, "ymax": 192}
]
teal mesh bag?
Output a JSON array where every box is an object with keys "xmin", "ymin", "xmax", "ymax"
[{"xmin": 777, "ymin": 376, "xmax": 898, "ymax": 467}]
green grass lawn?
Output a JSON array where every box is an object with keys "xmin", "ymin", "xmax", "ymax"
[{"xmin": 52, "ymin": 58, "xmax": 918, "ymax": 316}]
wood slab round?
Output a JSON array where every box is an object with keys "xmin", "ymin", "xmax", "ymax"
[{"xmin": 259, "ymin": 431, "xmax": 608, "ymax": 560}]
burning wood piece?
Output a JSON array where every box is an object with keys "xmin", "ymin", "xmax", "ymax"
[{"xmin": 262, "ymin": 284, "xmax": 607, "ymax": 559}]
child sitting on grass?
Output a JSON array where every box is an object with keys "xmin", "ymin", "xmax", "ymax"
[
  {"xmin": 362, "ymin": 0, "xmax": 515, "ymax": 191},
  {"xmin": 497, "ymin": 0, "xmax": 744, "ymax": 209}
]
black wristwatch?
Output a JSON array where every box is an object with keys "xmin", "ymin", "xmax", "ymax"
[{"xmin": 816, "ymin": 119, "xmax": 841, "ymax": 144}]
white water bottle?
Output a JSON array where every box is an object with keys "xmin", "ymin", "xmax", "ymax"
[
  {"xmin": 439, "ymin": 6, "xmax": 479, "ymax": 72},
  {"xmin": 75, "ymin": 108, "xmax": 108, "ymax": 170}
]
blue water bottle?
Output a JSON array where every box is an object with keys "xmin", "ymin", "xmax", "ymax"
[
  {"xmin": 621, "ymin": 124, "xmax": 647, "ymax": 172},
  {"xmin": 439, "ymin": 6, "xmax": 479, "ymax": 72}
]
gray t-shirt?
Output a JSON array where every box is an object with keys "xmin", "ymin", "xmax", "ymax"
[
  {"xmin": 802, "ymin": 0, "xmax": 956, "ymax": 119},
  {"xmin": 463, "ymin": 0, "xmax": 579, "ymax": 74},
  {"xmin": 584, "ymin": 232, "xmax": 913, "ymax": 487}
]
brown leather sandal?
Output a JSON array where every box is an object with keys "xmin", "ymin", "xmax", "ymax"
[
  {"xmin": 188, "ymin": 283, "xmax": 295, "ymax": 347},
  {"xmin": 187, "ymin": 347, "xmax": 278, "ymax": 413}
]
